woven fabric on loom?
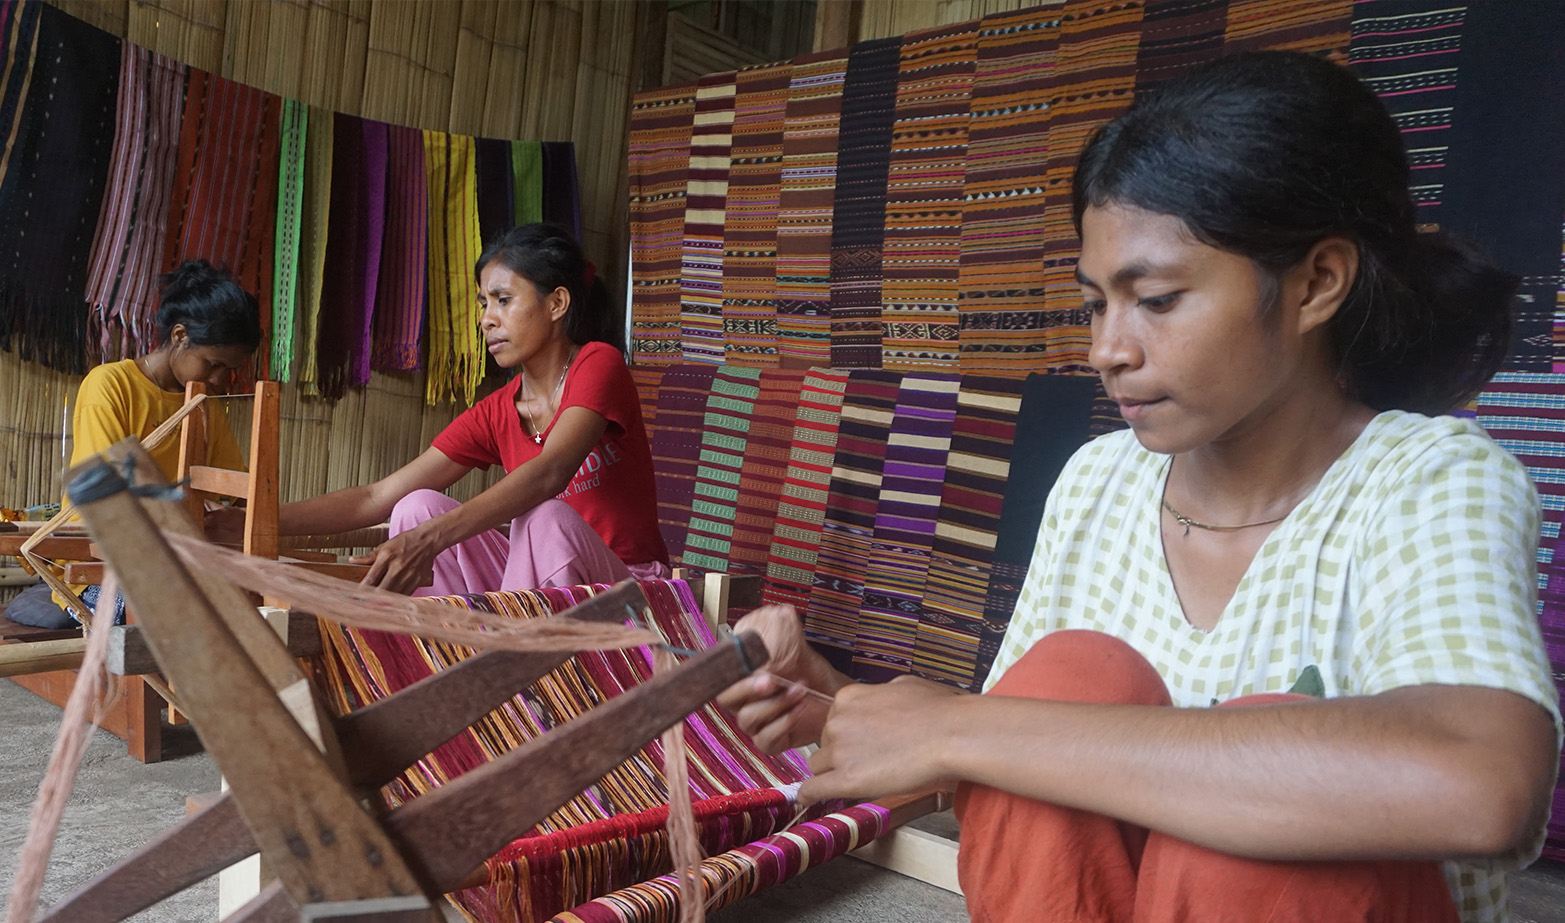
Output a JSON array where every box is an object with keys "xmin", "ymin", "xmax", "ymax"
[
  {"xmin": 628, "ymin": 86, "xmax": 695, "ymax": 366},
  {"xmin": 512, "ymin": 139, "xmax": 543, "ymax": 225},
  {"xmin": 317, "ymin": 580, "xmax": 812, "ymax": 923},
  {"xmin": 1223, "ymin": 0, "xmax": 1352, "ymax": 53},
  {"xmin": 269, "ymin": 100, "xmax": 307, "ymax": 381},
  {"xmin": 548, "ymin": 802, "xmax": 892, "ymax": 922},
  {"xmin": 84, "ymin": 44, "xmax": 186, "ymax": 365},
  {"xmin": 629, "ymin": 365, "xmax": 665, "ymax": 441},
  {"xmin": 163, "ymin": 69, "xmax": 281, "ymax": 379},
  {"xmin": 316, "ymin": 116, "xmax": 387, "ymax": 400},
  {"xmin": 680, "ymin": 73, "xmax": 736, "ymax": 363},
  {"xmin": 774, "ymin": 51, "xmax": 847, "ymax": 365},
  {"xmin": 650, "ymin": 365, "xmax": 719, "ymax": 566},
  {"xmin": 881, "ymin": 24, "xmax": 976, "ymax": 371},
  {"xmin": 918, "ymin": 375, "xmax": 1024, "ymax": 689},
  {"xmin": 1038, "ymin": 1, "xmax": 1144, "ymax": 368},
  {"xmin": 975, "ymin": 372, "xmax": 1097, "ymax": 684},
  {"xmin": 728, "ymin": 368, "xmax": 809, "ymax": 578},
  {"xmin": 763, "ymin": 369, "xmax": 852, "ymax": 612},
  {"xmin": 681, "ymin": 367, "xmax": 763, "ymax": 574},
  {"xmin": 805, "ymin": 370, "xmax": 902, "ymax": 674},
  {"xmin": 1474, "ymin": 372, "xmax": 1565, "ymax": 856},
  {"xmin": 956, "ymin": 9, "xmax": 1059, "ymax": 372},
  {"xmin": 0, "ymin": 3, "xmax": 117, "ymax": 374},
  {"xmin": 829, "ymin": 38, "xmax": 901, "ymax": 369},
  {"xmin": 721, "ymin": 62, "xmax": 789, "ymax": 365},
  {"xmin": 423, "ymin": 130, "xmax": 485, "ymax": 405},
  {"xmin": 372, "ymin": 125, "xmax": 428, "ymax": 373},
  {"xmin": 854, "ymin": 375, "xmax": 962, "ymax": 683},
  {"xmin": 295, "ymin": 107, "xmax": 333, "ymax": 393}
]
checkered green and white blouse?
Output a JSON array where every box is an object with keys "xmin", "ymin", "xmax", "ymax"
[{"xmin": 988, "ymin": 410, "xmax": 1560, "ymax": 923}]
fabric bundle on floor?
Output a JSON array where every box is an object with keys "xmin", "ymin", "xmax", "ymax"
[
  {"xmin": 84, "ymin": 43, "xmax": 187, "ymax": 365},
  {"xmin": 0, "ymin": 2, "xmax": 119, "ymax": 373},
  {"xmin": 762, "ymin": 369, "xmax": 852, "ymax": 613}
]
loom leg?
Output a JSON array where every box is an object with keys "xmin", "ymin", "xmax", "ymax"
[{"xmin": 125, "ymin": 676, "xmax": 164, "ymax": 764}]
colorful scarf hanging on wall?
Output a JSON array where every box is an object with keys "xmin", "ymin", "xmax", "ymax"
[
  {"xmin": 512, "ymin": 139, "xmax": 544, "ymax": 226},
  {"xmin": 627, "ymin": 86, "xmax": 694, "ymax": 366},
  {"xmin": 84, "ymin": 44, "xmax": 187, "ymax": 365},
  {"xmin": 475, "ymin": 137, "xmax": 515, "ymax": 248},
  {"xmin": 295, "ymin": 105, "xmax": 333, "ymax": 393},
  {"xmin": 761, "ymin": 368, "xmax": 851, "ymax": 612},
  {"xmin": 316, "ymin": 115, "xmax": 387, "ymax": 400},
  {"xmin": 540, "ymin": 141, "xmax": 582, "ymax": 245},
  {"xmin": 269, "ymin": 99, "xmax": 308, "ymax": 381},
  {"xmin": 423, "ymin": 130, "xmax": 485, "ymax": 405},
  {"xmin": 0, "ymin": 2, "xmax": 118, "ymax": 373},
  {"xmin": 720, "ymin": 61, "xmax": 790, "ymax": 365},
  {"xmin": 371, "ymin": 124, "xmax": 427, "ymax": 373}
]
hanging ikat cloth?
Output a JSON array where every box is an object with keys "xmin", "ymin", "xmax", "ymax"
[
  {"xmin": 371, "ymin": 124, "xmax": 427, "ymax": 374},
  {"xmin": 423, "ymin": 130, "xmax": 485, "ymax": 405},
  {"xmin": 269, "ymin": 98, "xmax": 307, "ymax": 381},
  {"xmin": 316, "ymin": 115, "xmax": 387, "ymax": 400}
]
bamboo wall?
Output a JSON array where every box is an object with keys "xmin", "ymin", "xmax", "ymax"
[
  {"xmin": 822, "ymin": 0, "xmax": 1047, "ymax": 48},
  {"xmin": 3, "ymin": 0, "xmax": 647, "ymax": 514}
]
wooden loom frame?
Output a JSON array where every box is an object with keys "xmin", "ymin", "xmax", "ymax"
[{"xmin": 40, "ymin": 437, "xmax": 769, "ymax": 923}]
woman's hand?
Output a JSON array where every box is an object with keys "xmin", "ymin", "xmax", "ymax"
[
  {"xmin": 717, "ymin": 605, "xmax": 849, "ymax": 753},
  {"xmin": 798, "ymin": 676, "xmax": 967, "ymax": 804},
  {"xmin": 352, "ymin": 528, "xmax": 443, "ymax": 595},
  {"xmin": 203, "ymin": 506, "xmax": 246, "ymax": 546}
]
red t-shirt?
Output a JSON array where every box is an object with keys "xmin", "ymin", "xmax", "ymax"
[{"xmin": 430, "ymin": 341, "xmax": 669, "ymax": 567}]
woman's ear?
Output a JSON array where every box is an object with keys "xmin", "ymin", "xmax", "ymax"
[
  {"xmin": 1291, "ymin": 236, "xmax": 1359, "ymax": 336},
  {"xmin": 167, "ymin": 322, "xmax": 190, "ymax": 350},
  {"xmin": 548, "ymin": 286, "xmax": 572, "ymax": 323}
]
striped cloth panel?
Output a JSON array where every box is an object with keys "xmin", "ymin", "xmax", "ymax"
[
  {"xmin": 880, "ymin": 24, "xmax": 977, "ymax": 371},
  {"xmin": 371, "ymin": 125, "xmax": 428, "ymax": 373},
  {"xmin": 682, "ymin": 367, "xmax": 764, "ymax": 574},
  {"xmin": 729, "ymin": 368, "xmax": 810, "ymax": 577},
  {"xmin": 763, "ymin": 369, "xmax": 853, "ymax": 612},
  {"xmin": 296, "ymin": 107, "xmax": 333, "ymax": 395},
  {"xmin": 317, "ymin": 116, "xmax": 387, "ymax": 400},
  {"xmin": 723, "ymin": 61, "xmax": 791, "ymax": 365},
  {"xmin": 422, "ymin": 130, "xmax": 486, "ymax": 405},
  {"xmin": 854, "ymin": 374, "xmax": 963, "ymax": 683},
  {"xmin": 828, "ymin": 37, "xmax": 902, "ymax": 369},
  {"xmin": 85, "ymin": 44, "xmax": 187, "ymax": 365},
  {"xmin": 957, "ymin": 9, "xmax": 1060, "ymax": 373},
  {"xmin": 1136, "ymin": 0, "xmax": 1227, "ymax": 90},
  {"xmin": 774, "ymin": 50, "xmax": 848, "ymax": 366},
  {"xmin": 511, "ymin": 139, "xmax": 543, "ymax": 225},
  {"xmin": 1223, "ymin": 0, "xmax": 1352, "ymax": 53},
  {"xmin": 1038, "ymin": 0, "xmax": 1145, "ymax": 368},
  {"xmin": 269, "ymin": 100, "xmax": 307, "ymax": 381},
  {"xmin": 680, "ymin": 72, "xmax": 737, "ymax": 363},
  {"xmin": 805, "ymin": 370, "xmax": 902, "ymax": 673},
  {"xmin": 918, "ymin": 375, "xmax": 1025, "ymax": 689},
  {"xmin": 628, "ymin": 85, "xmax": 696, "ymax": 366},
  {"xmin": 629, "ymin": 364, "xmax": 666, "ymax": 442},
  {"xmin": 650, "ymin": 365, "xmax": 720, "ymax": 566},
  {"xmin": 975, "ymin": 372, "xmax": 1098, "ymax": 685}
]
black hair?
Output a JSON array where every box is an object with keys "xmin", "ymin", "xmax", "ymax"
[
  {"xmin": 155, "ymin": 259, "xmax": 262, "ymax": 351},
  {"xmin": 474, "ymin": 222, "xmax": 623, "ymax": 352},
  {"xmin": 1072, "ymin": 51, "xmax": 1516, "ymax": 415}
]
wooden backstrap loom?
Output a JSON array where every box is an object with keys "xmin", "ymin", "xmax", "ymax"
[{"xmin": 33, "ymin": 438, "xmax": 767, "ymax": 923}]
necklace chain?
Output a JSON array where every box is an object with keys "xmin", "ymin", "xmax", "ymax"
[
  {"xmin": 1161, "ymin": 498, "xmax": 1288, "ymax": 537},
  {"xmin": 523, "ymin": 349, "xmax": 576, "ymax": 445}
]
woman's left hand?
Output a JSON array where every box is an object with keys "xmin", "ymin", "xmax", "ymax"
[
  {"xmin": 352, "ymin": 529, "xmax": 442, "ymax": 595},
  {"xmin": 797, "ymin": 675, "xmax": 967, "ymax": 804}
]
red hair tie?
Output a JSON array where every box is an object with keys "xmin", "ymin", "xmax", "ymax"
[{"xmin": 583, "ymin": 260, "xmax": 597, "ymax": 288}]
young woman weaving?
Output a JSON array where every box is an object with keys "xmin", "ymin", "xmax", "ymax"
[
  {"xmin": 243, "ymin": 223, "xmax": 668, "ymax": 596},
  {"xmin": 719, "ymin": 52, "xmax": 1558, "ymax": 921}
]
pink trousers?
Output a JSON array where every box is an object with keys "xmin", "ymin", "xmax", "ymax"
[{"xmin": 389, "ymin": 489, "xmax": 670, "ymax": 596}]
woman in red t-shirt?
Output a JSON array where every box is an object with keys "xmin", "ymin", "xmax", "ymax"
[{"xmin": 225, "ymin": 224, "xmax": 669, "ymax": 595}]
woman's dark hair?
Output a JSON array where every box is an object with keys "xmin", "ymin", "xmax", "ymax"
[
  {"xmin": 1072, "ymin": 51, "xmax": 1516, "ymax": 415},
  {"xmin": 474, "ymin": 222, "xmax": 623, "ymax": 352},
  {"xmin": 155, "ymin": 259, "xmax": 262, "ymax": 351}
]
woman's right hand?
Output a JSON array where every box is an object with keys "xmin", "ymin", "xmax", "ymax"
[{"xmin": 717, "ymin": 605, "xmax": 850, "ymax": 754}]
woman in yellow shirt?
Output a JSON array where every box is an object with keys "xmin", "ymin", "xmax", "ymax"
[{"xmin": 6, "ymin": 260, "xmax": 259, "ymax": 629}]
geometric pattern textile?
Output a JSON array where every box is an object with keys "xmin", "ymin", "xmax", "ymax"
[
  {"xmin": 681, "ymin": 366, "xmax": 763, "ymax": 575},
  {"xmin": 650, "ymin": 365, "xmax": 720, "ymax": 566},
  {"xmin": 762, "ymin": 369, "xmax": 852, "ymax": 612},
  {"xmin": 729, "ymin": 368, "xmax": 810, "ymax": 577}
]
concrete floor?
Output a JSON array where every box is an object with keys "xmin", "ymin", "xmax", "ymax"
[{"xmin": 1, "ymin": 677, "xmax": 1561, "ymax": 922}]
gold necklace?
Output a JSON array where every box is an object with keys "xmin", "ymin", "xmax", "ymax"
[
  {"xmin": 522, "ymin": 349, "xmax": 576, "ymax": 445},
  {"xmin": 1161, "ymin": 498, "xmax": 1288, "ymax": 537}
]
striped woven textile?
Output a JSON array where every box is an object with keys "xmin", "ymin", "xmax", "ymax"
[
  {"xmin": 548, "ymin": 802, "xmax": 892, "ymax": 922},
  {"xmin": 628, "ymin": 85, "xmax": 696, "ymax": 366},
  {"xmin": 680, "ymin": 72, "xmax": 737, "ymax": 364},
  {"xmin": 316, "ymin": 116, "xmax": 387, "ymax": 400},
  {"xmin": 163, "ymin": 69, "xmax": 281, "ymax": 379},
  {"xmin": 829, "ymin": 37, "xmax": 902, "ymax": 369},
  {"xmin": 722, "ymin": 62, "xmax": 791, "ymax": 365},
  {"xmin": 295, "ymin": 106, "xmax": 333, "ymax": 394},
  {"xmin": 476, "ymin": 137, "xmax": 514, "ymax": 247},
  {"xmin": 957, "ymin": 8, "xmax": 1059, "ymax": 373},
  {"xmin": 1347, "ymin": 2, "xmax": 1465, "ymax": 231},
  {"xmin": 880, "ymin": 25, "xmax": 977, "ymax": 372},
  {"xmin": 975, "ymin": 372, "xmax": 1098, "ymax": 685},
  {"xmin": 540, "ymin": 141, "xmax": 583, "ymax": 244},
  {"xmin": 681, "ymin": 367, "xmax": 763, "ymax": 575},
  {"xmin": 1474, "ymin": 372, "xmax": 1565, "ymax": 856},
  {"xmin": 371, "ymin": 125, "xmax": 428, "ymax": 373},
  {"xmin": 774, "ymin": 51, "xmax": 847, "ymax": 366},
  {"xmin": 805, "ymin": 370, "xmax": 902, "ymax": 674},
  {"xmin": 729, "ymin": 368, "xmax": 809, "ymax": 578},
  {"xmin": 317, "ymin": 580, "xmax": 812, "ymax": 923},
  {"xmin": 763, "ymin": 369, "xmax": 852, "ymax": 612},
  {"xmin": 84, "ymin": 43, "xmax": 187, "ymax": 366},
  {"xmin": 423, "ymin": 130, "xmax": 485, "ymax": 405},
  {"xmin": 1136, "ymin": 0, "xmax": 1227, "ymax": 90},
  {"xmin": 650, "ymin": 365, "xmax": 720, "ymax": 566},
  {"xmin": 918, "ymin": 375, "xmax": 1025, "ymax": 689},
  {"xmin": 268, "ymin": 99, "xmax": 307, "ymax": 381},
  {"xmin": 1038, "ymin": 1, "xmax": 1145, "ymax": 369},
  {"xmin": 629, "ymin": 365, "xmax": 665, "ymax": 442},
  {"xmin": 511, "ymin": 139, "xmax": 543, "ymax": 225},
  {"xmin": 1223, "ymin": 0, "xmax": 1352, "ymax": 53},
  {"xmin": 854, "ymin": 374, "xmax": 962, "ymax": 683}
]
